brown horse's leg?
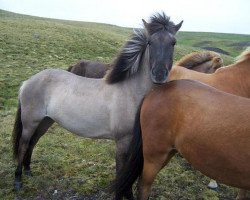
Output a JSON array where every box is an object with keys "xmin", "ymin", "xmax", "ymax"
[
  {"xmin": 23, "ymin": 117, "xmax": 54, "ymax": 176},
  {"xmin": 236, "ymin": 189, "xmax": 248, "ymax": 200},
  {"xmin": 137, "ymin": 150, "xmax": 176, "ymax": 200},
  {"xmin": 137, "ymin": 161, "xmax": 161, "ymax": 200}
]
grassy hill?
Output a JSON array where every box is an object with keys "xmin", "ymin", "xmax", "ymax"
[{"xmin": 0, "ymin": 9, "xmax": 250, "ymax": 199}]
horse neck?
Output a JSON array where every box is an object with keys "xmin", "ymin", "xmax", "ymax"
[
  {"xmin": 119, "ymin": 48, "xmax": 153, "ymax": 100},
  {"xmin": 169, "ymin": 65, "xmax": 202, "ymax": 80},
  {"xmin": 216, "ymin": 60, "xmax": 250, "ymax": 97}
]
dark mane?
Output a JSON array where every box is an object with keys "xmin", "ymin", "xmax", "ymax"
[
  {"xmin": 105, "ymin": 29, "xmax": 148, "ymax": 84},
  {"xmin": 146, "ymin": 12, "xmax": 177, "ymax": 35}
]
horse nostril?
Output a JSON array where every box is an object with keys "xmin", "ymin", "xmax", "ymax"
[
  {"xmin": 152, "ymin": 67, "xmax": 158, "ymax": 76},
  {"xmin": 152, "ymin": 68, "xmax": 167, "ymax": 76}
]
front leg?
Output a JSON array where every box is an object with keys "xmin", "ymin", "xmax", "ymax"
[{"xmin": 115, "ymin": 136, "xmax": 134, "ymax": 200}]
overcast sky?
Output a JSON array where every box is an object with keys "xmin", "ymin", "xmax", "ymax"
[{"xmin": 0, "ymin": 0, "xmax": 250, "ymax": 34}]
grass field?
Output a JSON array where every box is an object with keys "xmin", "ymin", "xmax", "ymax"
[{"xmin": 1, "ymin": 9, "xmax": 250, "ymax": 199}]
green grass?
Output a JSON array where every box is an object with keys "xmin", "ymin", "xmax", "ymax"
[{"xmin": 0, "ymin": 9, "xmax": 250, "ymax": 199}]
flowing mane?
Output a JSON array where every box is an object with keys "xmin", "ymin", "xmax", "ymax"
[
  {"xmin": 105, "ymin": 12, "xmax": 178, "ymax": 84},
  {"xmin": 235, "ymin": 47, "xmax": 250, "ymax": 63},
  {"xmin": 175, "ymin": 51, "xmax": 223, "ymax": 69},
  {"xmin": 146, "ymin": 12, "xmax": 177, "ymax": 34},
  {"xmin": 105, "ymin": 29, "xmax": 148, "ymax": 84}
]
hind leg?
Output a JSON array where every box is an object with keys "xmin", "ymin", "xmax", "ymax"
[
  {"xmin": 137, "ymin": 148, "xmax": 176, "ymax": 200},
  {"xmin": 14, "ymin": 121, "xmax": 41, "ymax": 190},
  {"xmin": 23, "ymin": 117, "xmax": 54, "ymax": 176}
]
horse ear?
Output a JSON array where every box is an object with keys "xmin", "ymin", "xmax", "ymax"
[
  {"xmin": 174, "ymin": 20, "xmax": 183, "ymax": 33},
  {"xmin": 142, "ymin": 19, "xmax": 149, "ymax": 30}
]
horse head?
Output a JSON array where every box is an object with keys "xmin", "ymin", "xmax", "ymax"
[
  {"xmin": 106, "ymin": 12, "xmax": 183, "ymax": 85},
  {"xmin": 143, "ymin": 13, "xmax": 183, "ymax": 84}
]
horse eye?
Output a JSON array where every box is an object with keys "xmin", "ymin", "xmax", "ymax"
[
  {"xmin": 172, "ymin": 40, "xmax": 176, "ymax": 46},
  {"xmin": 147, "ymin": 40, "xmax": 151, "ymax": 45}
]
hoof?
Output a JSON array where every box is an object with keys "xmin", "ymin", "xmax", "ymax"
[
  {"xmin": 14, "ymin": 181, "xmax": 23, "ymax": 191},
  {"xmin": 207, "ymin": 179, "xmax": 218, "ymax": 190},
  {"xmin": 24, "ymin": 170, "xmax": 32, "ymax": 176}
]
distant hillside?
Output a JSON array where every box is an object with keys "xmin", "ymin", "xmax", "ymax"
[{"xmin": 0, "ymin": 9, "xmax": 250, "ymax": 110}]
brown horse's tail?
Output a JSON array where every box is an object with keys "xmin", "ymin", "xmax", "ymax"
[
  {"xmin": 67, "ymin": 65, "xmax": 73, "ymax": 72},
  {"xmin": 109, "ymin": 101, "xmax": 144, "ymax": 198},
  {"xmin": 12, "ymin": 101, "xmax": 22, "ymax": 160}
]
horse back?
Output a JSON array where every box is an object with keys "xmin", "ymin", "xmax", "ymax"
[{"xmin": 69, "ymin": 60, "xmax": 109, "ymax": 78}]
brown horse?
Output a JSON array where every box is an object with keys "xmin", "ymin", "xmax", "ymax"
[
  {"xmin": 170, "ymin": 47, "xmax": 250, "ymax": 196},
  {"xmin": 67, "ymin": 59, "xmax": 110, "ymax": 78},
  {"xmin": 111, "ymin": 79, "xmax": 250, "ymax": 200},
  {"xmin": 175, "ymin": 51, "xmax": 223, "ymax": 73},
  {"xmin": 67, "ymin": 51, "xmax": 223, "ymax": 78},
  {"xmin": 168, "ymin": 47, "xmax": 250, "ymax": 99},
  {"xmin": 111, "ymin": 47, "xmax": 250, "ymax": 199}
]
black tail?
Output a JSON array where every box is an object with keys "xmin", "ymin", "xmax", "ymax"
[
  {"xmin": 110, "ymin": 103, "xmax": 144, "ymax": 198},
  {"xmin": 12, "ymin": 101, "xmax": 22, "ymax": 160}
]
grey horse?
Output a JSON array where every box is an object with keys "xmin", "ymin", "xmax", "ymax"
[{"xmin": 12, "ymin": 12, "xmax": 183, "ymax": 199}]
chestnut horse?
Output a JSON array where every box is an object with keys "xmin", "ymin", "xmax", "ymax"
[
  {"xmin": 67, "ymin": 60, "xmax": 110, "ymax": 78},
  {"xmin": 111, "ymin": 47, "xmax": 250, "ymax": 199},
  {"xmin": 175, "ymin": 51, "xmax": 223, "ymax": 73},
  {"xmin": 169, "ymin": 47, "xmax": 250, "ymax": 193},
  {"xmin": 168, "ymin": 47, "xmax": 250, "ymax": 99},
  {"xmin": 111, "ymin": 79, "xmax": 250, "ymax": 200}
]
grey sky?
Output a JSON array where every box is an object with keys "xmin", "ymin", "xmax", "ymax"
[{"xmin": 0, "ymin": 0, "xmax": 250, "ymax": 34}]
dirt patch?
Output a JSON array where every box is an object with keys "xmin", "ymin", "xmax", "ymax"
[
  {"xmin": 193, "ymin": 41, "xmax": 212, "ymax": 47},
  {"xmin": 193, "ymin": 41, "xmax": 230, "ymax": 55},
  {"xmin": 201, "ymin": 47, "xmax": 230, "ymax": 55},
  {"xmin": 227, "ymin": 41, "xmax": 250, "ymax": 48}
]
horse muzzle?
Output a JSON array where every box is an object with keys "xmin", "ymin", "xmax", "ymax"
[{"xmin": 151, "ymin": 67, "xmax": 169, "ymax": 84}]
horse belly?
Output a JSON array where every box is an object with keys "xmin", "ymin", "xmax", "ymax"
[
  {"xmin": 177, "ymin": 131, "xmax": 250, "ymax": 189},
  {"xmin": 47, "ymin": 97, "xmax": 113, "ymax": 139},
  {"xmin": 61, "ymin": 121, "xmax": 113, "ymax": 139}
]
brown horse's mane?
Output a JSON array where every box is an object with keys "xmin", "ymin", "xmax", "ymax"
[
  {"xmin": 235, "ymin": 47, "xmax": 250, "ymax": 63},
  {"xmin": 175, "ymin": 51, "xmax": 222, "ymax": 69}
]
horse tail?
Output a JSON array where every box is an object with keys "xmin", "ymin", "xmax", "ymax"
[
  {"xmin": 67, "ymin": 65, "xmax": 73, "ymax": 72},
  {"xmin": 12, "ymin": 100, "xmax": 22, "ymax": 160},
  {"xmin": 110, "ymin": 101, "xmax": 144, "ymax": 198}
]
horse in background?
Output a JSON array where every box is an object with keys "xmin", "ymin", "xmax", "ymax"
[
  {"xmin": 111, "ymin": 47, "xmax": 250, "ymax": 199},
  {"xmin": 67, "ymin": 51, "xmax": 224, "ymax": 78},
  {"xmin": 167, "ymin": 47, "xmax": 250, "ymax": 98},
  {"xmin": 12, "ymin": 12, "xmax": 183, "ymax": 199},
  {"xmin": 175, "ymin": 51, "xmax": 223, "ymax": 73},
  {"xmin": 67, "ymin": 60, "xmax": 110, "ymax": 78},
  {"xmin": 111, "ymin": 79, "xmax": 250, "ymax": 200}
]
